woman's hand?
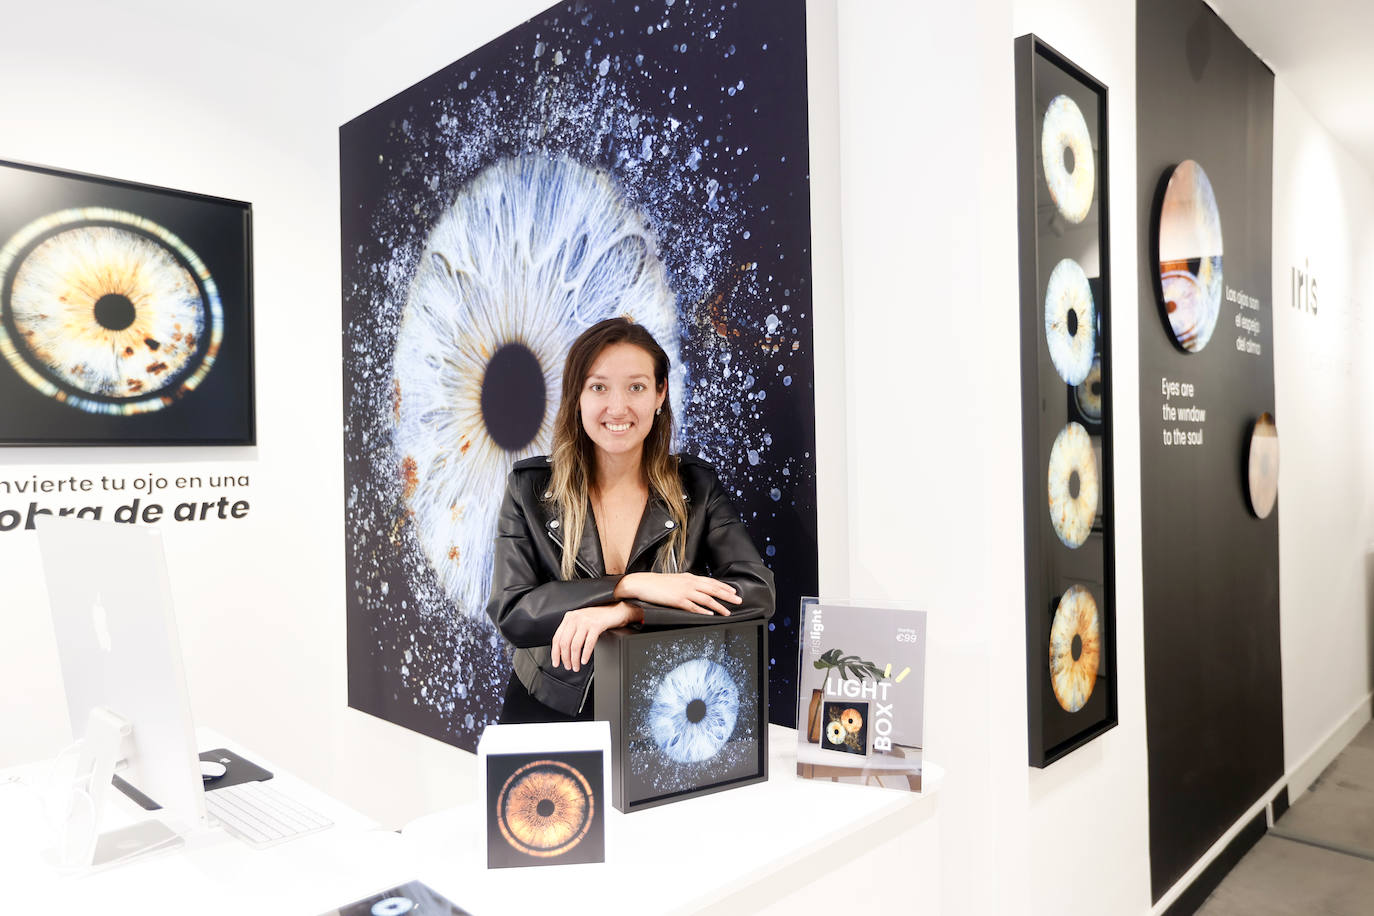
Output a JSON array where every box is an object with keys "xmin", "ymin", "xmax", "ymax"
[
  {"xmin": 550, "ymin": 601, "xmax": 644, "ymax": 672},
  {"xmin": 614, "ymin": 572, "xmax": 742, "ymax": 616}
]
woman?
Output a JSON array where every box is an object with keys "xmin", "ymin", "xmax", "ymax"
[{"xmin": 486, "ymin": 317, "xmax": 775, "ymax": 723}]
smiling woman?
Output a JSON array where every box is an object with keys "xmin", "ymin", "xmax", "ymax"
[{"xmin": 486, "ymin": 317, "xmax": 775, "ymax": 723}]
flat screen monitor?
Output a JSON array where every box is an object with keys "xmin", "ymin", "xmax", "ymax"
[{"xmin": 35, "ymin": 515, "xmax": 205, "ymax": 835}]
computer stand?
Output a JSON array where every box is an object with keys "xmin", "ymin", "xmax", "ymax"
[{"xmin": 45, "ymin": 707, "xmax": 184, "ymax": 872}]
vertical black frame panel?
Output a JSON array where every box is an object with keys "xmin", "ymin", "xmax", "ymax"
[
  {"xmin": 1015, "ymin": 35, "xmax": 1117, "ymax": 767},
  {"xmin": 1136, "ymin": 0, "xmax": 1280, "ymax": 898}
]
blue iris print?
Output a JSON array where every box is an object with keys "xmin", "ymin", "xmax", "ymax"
[
  {"xmin": 371, "ymin": 898, "xmax": 414, "ymax": 916},
  {"xmin": 648, "ymin": 657, "xmax": 740, "ymax": 763}
]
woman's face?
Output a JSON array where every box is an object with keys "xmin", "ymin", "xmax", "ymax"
[{"xmin": 579, "ymin": 342, "xmax": 666, "ymax": 465}]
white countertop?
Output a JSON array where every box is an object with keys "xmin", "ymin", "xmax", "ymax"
[
  {"xmin": 0, "ymin": 725, "xmax": 942, "ymax": 915},
  {"xmin": 401, "ymin": 724, "xmax": 942, "ymax": 915},
  {"xmin": 0, "ymin": 729, "xmax": 410, "ymax": 915}
]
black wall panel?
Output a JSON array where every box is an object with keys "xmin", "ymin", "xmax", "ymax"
[{"xmin": 1136, "ymin": 0, "xmax": 1281, "ymax": 900}]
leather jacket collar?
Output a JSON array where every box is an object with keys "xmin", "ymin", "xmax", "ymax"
[{"xmin": 532, "ymin": 481, "xmax": 684, "ymax": 576}]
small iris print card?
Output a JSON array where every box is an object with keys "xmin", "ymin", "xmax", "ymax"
[
  {"xmin": 322, "ymin": 880, "xmax": 471, "ymax": 915},
  {"xmin": 477, "ymin": 721, "xmax": 610, "ymax": 868}
]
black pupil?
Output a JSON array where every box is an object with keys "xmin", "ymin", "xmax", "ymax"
[
  {"xmin": 536, "ymin": 799, "xmax": 555, "ymax": 818},
  {"xmin": 1071, "ymin": 634, "xmax": 1083, "ymax": 662},
  {"xmin": 1069, "ymin": 470, "xmax": 1081, "ymax": 500},
  {"xmin": 686, "ymin": 699, "xmax": 707, "ymax": 723},
  {"xmin": 1091, "ymin": 381, "xmax": 1101, "ymax": 396},
  {"xmin": 94, "ymin": 294, "xmax": 136, "ymax": 331},
  {"xmin": 1067, "ymin": 308, "xmax": 1079, "ymax": 338},
  {"xmin": 481, "ymin": 343, "xmax": 546, "ymax": 451},
  {"xmin": 1063, "ymin": 145, "xmax": 1075, "ymax": 175}
]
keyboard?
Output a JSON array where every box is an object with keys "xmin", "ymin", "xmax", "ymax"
[{"xmin": 204, "ymin": 780, "xmax": 333, "ymax": 848}]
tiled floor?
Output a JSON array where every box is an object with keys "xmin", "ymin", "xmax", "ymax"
[{"xmin": 1198, "ymin": 721, "xmax": 1374, "ymax": 916}]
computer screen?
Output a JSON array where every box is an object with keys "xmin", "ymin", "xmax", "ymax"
[{"xmin": 35, "ymin": 515, "xmax": 205, "ymax": 834}]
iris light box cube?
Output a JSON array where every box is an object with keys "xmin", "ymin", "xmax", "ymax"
[{"xmin": 595, "ymin": 619, "xmax": 768, "ymax": 812}]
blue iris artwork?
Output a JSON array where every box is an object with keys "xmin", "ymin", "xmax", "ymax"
[
  {"xmin": 649, "ymin": 658, "xmax": 740, "ymax": 763},
  {"xmin": 627, "ymin": 627, "xmax": 760, "ymax": 802},
  {"xmin": 342, "ymin": 0, "xmax": 815, "ymax": 753}
]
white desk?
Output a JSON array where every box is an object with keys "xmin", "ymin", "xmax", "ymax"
[
  {"xmin": 0, "ymin": 729, "xmax": 413, "ymax": 915},
  {"xmin": 400, "ymin": 724, "xmax": 942, "ymax": 915},
  {"xmin": 0, "ymin": 726, "xmax": 941, "ymax": 915}
]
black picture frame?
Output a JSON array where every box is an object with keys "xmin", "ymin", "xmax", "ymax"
[
  {"xmin": 595, "ymin": 619, "xmax": 768, "ymax": 812},
  {"xmin": 1015, "ymin": 35, "xmax": 1118, "ymax": 767},
  {"xmin": 0, "ymin": 158, "xmax": 254, "ymax": 446}
]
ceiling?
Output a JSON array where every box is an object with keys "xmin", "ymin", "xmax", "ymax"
[{"xmin": 1210, "ymin": 0, "xmax": 1374, "ymax": 179}]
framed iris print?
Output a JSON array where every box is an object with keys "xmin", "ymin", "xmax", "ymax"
[
  {"xmin": 0, "ymin": 159, "xmax": 253, "ymax": 445},
  {"xmin": 1014, "ymin": 35, "xmax": 1117, "ymax": 767},
  {"xmin": 595, "ymin": 620, "xmax": 768, "ymax": 812}
]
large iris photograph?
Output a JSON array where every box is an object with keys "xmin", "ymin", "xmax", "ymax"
[
  {"xmin": 342, "ymin": 0, "xmax": 816, "ymax": 751},
  {"xmin": 0, "ymin": 161, "xmax": 253, "ymax": 444},
  {"xmin": 624, "ymin": 625, "xmax": 762, "ymax": 806}
]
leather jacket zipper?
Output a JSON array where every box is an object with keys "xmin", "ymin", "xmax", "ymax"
[
  {"xmin": 544, "ymin": 523, "xmax": 598, "ymax": 713},
  {"xmin": 545, "ymin": 525, "xmax": 598, "ymax": 579}
]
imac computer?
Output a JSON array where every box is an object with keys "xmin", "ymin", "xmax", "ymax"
[{"xmin": 34, "ymin": 515, "xmax": 206, "ymax": 869}]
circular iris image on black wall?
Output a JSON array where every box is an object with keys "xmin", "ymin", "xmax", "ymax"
[
  {"xmin": 1157, "ymin": 160, "xmax": 1223, "ymax": 353},
  {"xmin": 1246, "ymin": 412, "xmax": 1279, "ymax": 519}
]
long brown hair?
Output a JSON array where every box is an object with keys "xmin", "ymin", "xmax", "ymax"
[{"xmin": 548, "ymin": 318, "xmax": 686, "ymax": 579}]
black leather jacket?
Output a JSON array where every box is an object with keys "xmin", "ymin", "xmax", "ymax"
[{"xmin": 486, "ymin": 454, "xmax": 776, "ymax": 715}]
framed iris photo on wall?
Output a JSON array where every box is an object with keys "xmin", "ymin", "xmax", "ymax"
[
  {"xmin": 1014, "ymin": 35, "xmax": 1118, "ymax": 767},
  {"xmin": 0, "ymin": 159, "xmax": 254, "ymax": 445}
]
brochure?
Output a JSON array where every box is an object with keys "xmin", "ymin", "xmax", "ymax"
[{"xmin": 795, "ymin": 599, "xmax": 927, "ymax": 792}]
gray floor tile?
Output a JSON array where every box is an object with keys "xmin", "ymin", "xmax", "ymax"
[
  {"xmin": 1197, "ymin": 835, "xmax": 1374, "ymax": 916},
  {"xmin": 1277, "ymin": 728, "xmax": 1374, "ymax": 853},
  {"xmin": 1347, "ymin": 721, "xmax": 1374, "ymax": 753}
]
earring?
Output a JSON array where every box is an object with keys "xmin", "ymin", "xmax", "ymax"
[{"xmin": 655, "ymin": 407, "xmax": 662, "ymax": 416}]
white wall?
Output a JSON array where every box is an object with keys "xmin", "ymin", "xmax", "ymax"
[
  {"xmin": 762, "ymin": 0, "xmax": 1150, "ymax": 912},
  {"xmin": 1002, "ymin": 0, "xmax": 1153, "ymax": 909},
  {"xmin": 1271, "ymin": 78, "xmax": 1374, "ymax": 796}
]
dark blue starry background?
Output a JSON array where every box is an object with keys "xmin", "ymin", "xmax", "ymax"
[{"xmin": 342, "ymin": 0, "xmax": 815, "ymax": 750}]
